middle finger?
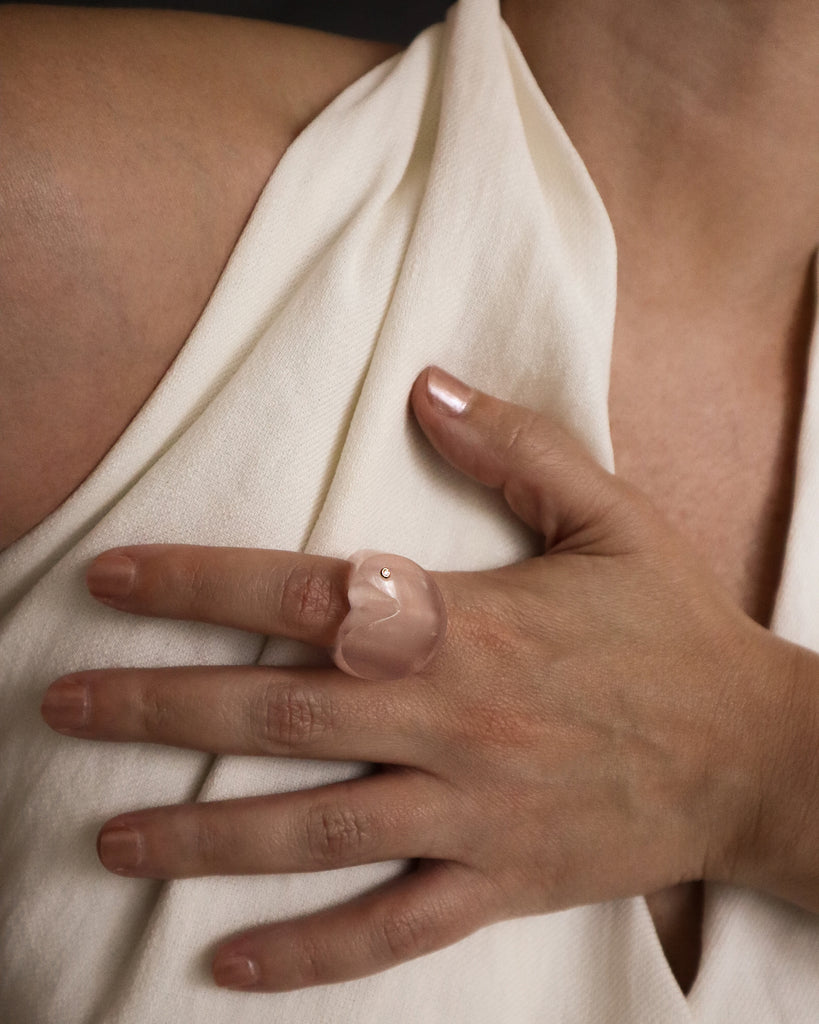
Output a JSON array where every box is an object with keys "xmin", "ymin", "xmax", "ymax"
[{"xmin": 41, "ymin": 666, "xmax": 435, "ymax": 767}]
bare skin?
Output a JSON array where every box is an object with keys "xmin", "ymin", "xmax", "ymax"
[
  {"xmin": 0, "ymin": 4, "xmax": 401, "ymax": 549},
  {"xmin": 2, "ymin": 0, "xmax": 817, "ymax": 997},
  {"xmin": 502, "ymin": 0, "xmax": 819, "ymax": 992}
]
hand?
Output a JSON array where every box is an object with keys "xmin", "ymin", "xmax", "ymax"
[{"xmin": 41, "ymin": 365, "xmax": 797, "ymax": 991}]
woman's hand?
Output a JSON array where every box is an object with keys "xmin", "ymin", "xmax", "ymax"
[{"xmin": 40, "ymin": 366, "xmax": 811, "ymax": 991}]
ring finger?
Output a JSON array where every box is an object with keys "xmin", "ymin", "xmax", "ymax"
[
  {"xmin": 41, "ymin": 665, "xmax": 436, "ymax": 767},
  {"xmin": 96, "ymin": 772, "xmax": 454, "ymax": 878}
]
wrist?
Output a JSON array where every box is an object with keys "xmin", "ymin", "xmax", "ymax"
[{"xmin": 713, "ymin": 627, "xmax": 819, "ymax": 911}]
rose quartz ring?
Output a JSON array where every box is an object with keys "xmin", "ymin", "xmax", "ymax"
[{"xmin": 331, "ymin": 549, "xmax": 447, "ymax": 680}]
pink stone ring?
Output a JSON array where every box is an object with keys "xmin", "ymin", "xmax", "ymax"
[{"xmin": 331, "ymin": 549, "xmax": 448, "ymax": 681}]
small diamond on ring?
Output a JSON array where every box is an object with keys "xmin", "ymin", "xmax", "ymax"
[{"xmin": 380, "ymin": 567, "xmax": 391, "ymax": 578}]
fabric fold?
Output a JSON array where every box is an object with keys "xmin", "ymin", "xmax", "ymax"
[{"xmin": 1, "ymin": 0, "xmax": 817, "ymax": 1020}]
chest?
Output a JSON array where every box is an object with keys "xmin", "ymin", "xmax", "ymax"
[
  {"xmin": 607, "ymin": 318, "xmax": 810, "ymax": 628},
  {"xmin": 606, "ymin": 307, "xmax": 813, "ymax": 989}
]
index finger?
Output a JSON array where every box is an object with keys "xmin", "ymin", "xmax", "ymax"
[{"xmin": 86, "ymin": 545, "xmax": 351, "ymax": 646}]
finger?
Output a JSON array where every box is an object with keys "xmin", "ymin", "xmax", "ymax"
[
  {"xmin": 41, "ymin": 666, "xmax": 432, "ymax": 767},
  {"xmin": 212, "ymin": 861, "xmax": 498, "ymax": 991},
  {"xmin": 410, "ymin": 365, "xmax": 624, "ymax": 548},
  {"xmin": 96, "ymin": 773, "xmax": 455, "ymax": 878},
  {"xmin": 85, "ymin": 544, "xmax": 350, "ymax": 645}
]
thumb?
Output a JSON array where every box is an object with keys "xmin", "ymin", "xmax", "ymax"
[{"xmin": 410, "ymin": 365, "xmax": 623, "ymax": 548}]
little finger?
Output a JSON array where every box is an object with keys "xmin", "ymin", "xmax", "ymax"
[{"xmin": 212, "ymin": 860, "xmax": 499, "ymax": 991}]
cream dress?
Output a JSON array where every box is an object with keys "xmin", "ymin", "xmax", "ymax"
[{"xmin": 1, "ymin": 0, "xmax": 817, "ymax": 1019}]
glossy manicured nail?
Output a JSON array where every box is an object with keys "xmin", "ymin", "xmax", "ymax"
[
  {"xmin": 86, "ymin": 554, "xmax": 136, "ymax": 600},
  {"xmin": 213, "ymin": 954, "xmax": 261, "ymax": 989},
  {"xmin": 41, "ymin": 677, "xmax": 89, "ymax": 733},
  {"xmin": 425, "ymin": 366, "xmax": 473, "ymax": 416},
  {"xmin": 98, "ymin": 825, "xmax": 144, "ymax": 873}
]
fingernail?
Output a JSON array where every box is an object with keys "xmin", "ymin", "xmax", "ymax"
[
  {"xmin": 425, "ymin": 366, "xmax": 473, "ymax": 416},
  {"xmin": 87, "ymin": 553, "xmax": 136, "ymax": 600},
  {"xmin": 98, "ymin": 825, "xmax": 144, "ymax": 873},
  {"xmin": 41, "ymin": 677, "xmax": 89, "ymax": 733},
  {"xmin": 213, "ymin": 954, "xmax": 261, "ymax": 989}
]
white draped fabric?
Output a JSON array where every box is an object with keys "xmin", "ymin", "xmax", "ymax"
[{"xmin": 1, "ymin": 0, "xmax": 818, "ymax": 1019}]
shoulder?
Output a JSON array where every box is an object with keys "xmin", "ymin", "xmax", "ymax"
[
  {"xmin": 0, "ymin": 4, "xmax": 403, "ymax": 549},
  {"xmin": 0, "ymin": 5, "xmax": 402, "ymax": 204},
  {"xmin": 0, "ymin": 5, "xmax": 402, "ymax": 293}
]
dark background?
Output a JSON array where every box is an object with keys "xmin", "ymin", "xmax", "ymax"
[{"xmin": 5, "ymin": 1, "xmax": 453, "ymax": 43}]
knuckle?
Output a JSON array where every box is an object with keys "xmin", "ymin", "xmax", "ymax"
[
  {"xmin": 500, "ymin": 408, "xmax": 561, "ymax": 470},
  {"xmin": 294, "ymin": 934, "xmax": 326, "ymax": 987},
  {"xmin": 139, "ymin": 678, "xmax": 175, "ymax": 735},
  {"xmin": 304, "ymin": 804, "xmax": 370, "ymax": 867},
  {"xmin": 438, "ymin": 594, "xmax": 546, "ymax": 757},
  {"xmin": 377, "ymin": 906, "xmax": 434, "ymax": 962},
  {"xmin": 466, "ymin": 698, "xmax": 538, "ymax": 752},
  {"xmin": 500, "ymin": 417, "xmax": 533, "ymax": 460},
  {"xmin": 172, "ymin": 555, "xmax": 218, "ymax": 613},
  {"xmin": 261, "ymin": 683, "xmax": 335, "ymax": 752},
  {"xmin": 443, "ymin": 690, "xmax": 539, "ymax": 765},
  {"xmin": 191, "ymin": 813, "xmax": 223, "ymax": 870},
  {"xmin": 448, "ymin": 593, "xmax": 520, "ymax": 662},
  {"xmin": 279, "ymin": 564, "xmax": 337, "ymax": 639}
]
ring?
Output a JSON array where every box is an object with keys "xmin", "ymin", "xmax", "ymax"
[{"xmin": 331, "ymin": 549, "xmax": 448, "ymax": 680}]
